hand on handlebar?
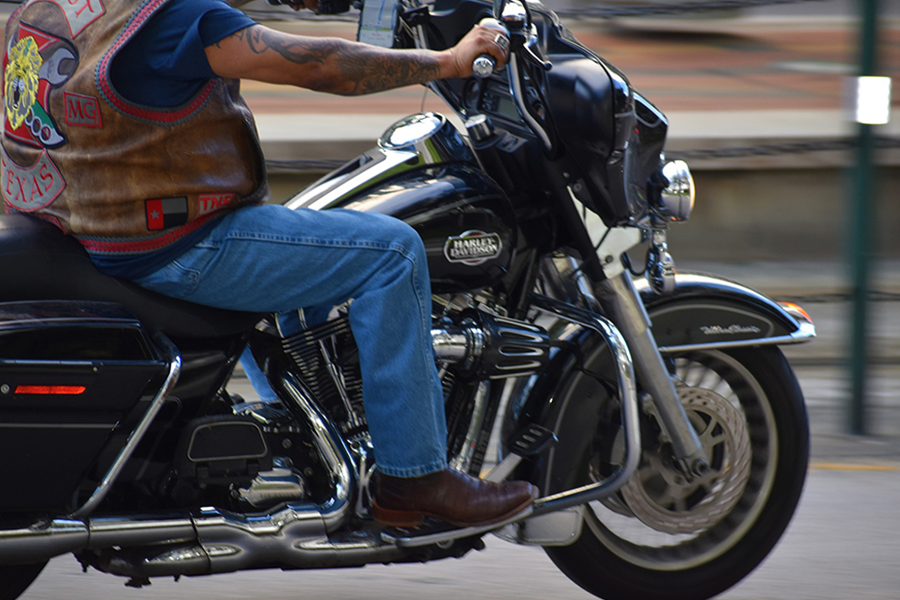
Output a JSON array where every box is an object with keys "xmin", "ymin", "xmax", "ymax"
[{"xmin": 449, "ymin": 24, "xmax": 510, "ymax": 79}]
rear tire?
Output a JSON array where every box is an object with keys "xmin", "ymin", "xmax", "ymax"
[
  {"xmin": 546, "ymin": 346, "xmax": 809, "ymax": 600},
  {"xmin": 0, "ymin": 561, "xmax": 47, "ymax": 600}
]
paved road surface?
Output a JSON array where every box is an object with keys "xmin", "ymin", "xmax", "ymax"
[{"xmin": 17, "ymin": 454, "xmax": 900, "ymax": 600}]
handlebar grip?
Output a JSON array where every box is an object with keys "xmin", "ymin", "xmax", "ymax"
[{"xmin": 473, "ymin": 54, "xmax": 496, "ymax": 79}]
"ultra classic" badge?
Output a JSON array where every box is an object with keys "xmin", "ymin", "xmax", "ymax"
[{"xmin": 443, "ymin": 230, "xmax": 502, "ymax": 266}]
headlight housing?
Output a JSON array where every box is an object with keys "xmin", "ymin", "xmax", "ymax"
[{"xmin": 657, "ymin": 160, "xmax": 695, "ymax": 222}]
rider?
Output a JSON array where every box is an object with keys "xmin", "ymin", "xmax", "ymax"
[{"xmin": 1, "ymin": 0, "xmax": 536, "ymax": 528}]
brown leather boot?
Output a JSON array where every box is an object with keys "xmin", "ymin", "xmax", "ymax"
[{"xmin": 371, "ymin": 468, "xmax": 537, "ymax": 528}]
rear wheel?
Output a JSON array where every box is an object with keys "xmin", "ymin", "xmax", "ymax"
[
  {"xmin": 0, "ymin": 561, "xmax": 47, "ymax": 600},
  {"xmin": 546, "ymin": 346, "xmax": 809, "ymax": 600}
]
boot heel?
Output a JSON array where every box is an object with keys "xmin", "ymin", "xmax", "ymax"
[{"xmin": 372, "ymin": 500, "xmax": 424, "ymax": 528}]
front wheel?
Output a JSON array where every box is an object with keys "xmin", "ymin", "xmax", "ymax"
[{"xmin": 546, "ymin": 346, "xmax": 809, "ymax": 600}]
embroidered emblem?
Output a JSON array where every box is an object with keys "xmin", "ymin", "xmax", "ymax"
[
  {"xmin": 443, "ymin": 230, "xmax": 503, "ymax": 266},
  {"xmin": 3, "ymin": 23, "xmax": 78, "ymax": 149},
  {"xmin": 46, "ymin": 0, "xmax": 106, "ymax": 38},
  {"xmin": 64, "ymin": 92, "xmax": 102, "ymax": 128},
  {"xmin": 4, "ymin": 36, "xmax": 41, "ymax": 132},
  {"xmin": 198, "ymin": 193, "xmax": 235, "ymax": 216},
  {"xmin": 1, "ymin": 145, "xmax": 66, "ymax": 211},
  {"xmin": 146, "ymin": 197, "xmax": 188, "ymax": 231}
]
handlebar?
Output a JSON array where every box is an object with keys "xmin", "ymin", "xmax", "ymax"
[{"xmin": 473, "ymin": 54, "xmax": 497, "ymax": 79}]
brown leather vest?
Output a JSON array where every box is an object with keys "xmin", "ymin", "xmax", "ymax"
[{"xmin": 1, "ymin": 0, "xmax": 268, "ymax": 255}]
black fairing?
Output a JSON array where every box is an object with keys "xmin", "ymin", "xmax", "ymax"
[
  {"xmin": 304, "ymin": 164, "xmax": 516, "ymax": 294},
  {"xmin": 427, "ymin": 0, "xmax": 668, "ymax": 226}
]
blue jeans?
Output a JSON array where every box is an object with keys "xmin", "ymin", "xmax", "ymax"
[{"xmin": 133, "ymin": 204, "xmax": 447, "ymax": 478}]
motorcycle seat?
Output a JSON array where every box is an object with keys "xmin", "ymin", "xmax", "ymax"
[{"xmin": 0, "ymin": 214, "xmax": 263, "ymax": 339}]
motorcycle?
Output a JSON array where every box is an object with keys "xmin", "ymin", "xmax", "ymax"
[{"xmin": 0, "ymin": 0, "xmax": 814, "ymax": 599}]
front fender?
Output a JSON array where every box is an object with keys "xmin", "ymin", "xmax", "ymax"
[{"xmin": 636, "ymin": 272, "xmax": 816, "ymax": 353}]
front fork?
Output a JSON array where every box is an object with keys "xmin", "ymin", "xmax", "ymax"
[
  {"xmin": 593, "ymin": 270, "xmax": 710, "ymax": 477},
  {"xmin": 558, "ymin": 196, "xmax": 710, "ymax": 478}
]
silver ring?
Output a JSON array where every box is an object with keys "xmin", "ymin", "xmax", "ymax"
[{"xmin": 494, "ymin": 33, "xmax": 509, "ymax": 51}]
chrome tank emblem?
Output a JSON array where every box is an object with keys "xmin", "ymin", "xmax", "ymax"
[{"xmin": 443, "ymin": 230, "xmax": 502, "ymax": 266}]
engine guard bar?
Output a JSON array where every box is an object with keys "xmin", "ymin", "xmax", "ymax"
[
  {"xmin": 528, "ymin": 294, "xmax": 641, "ymax": 516},
  {"xmin": 383, "ymin": 295, "xmax": 642, "ymax": 548}
]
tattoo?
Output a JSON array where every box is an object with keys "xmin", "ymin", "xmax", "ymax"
[{"xmin": 231, "ymin": 26, "xmax": 442, "ymax": 94}]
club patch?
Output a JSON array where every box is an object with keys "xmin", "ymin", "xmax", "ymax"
[
  {"xmin": 4, "ymin": 23, "xmax": 79, "ymax": 149},
  {"xmin": 146, "ymin": 197, "xmax": 188, "ymax": 231},
  {"xmin": 46, "ymin": 0, "xmax": 106, "ymax": 38},
  {"xmin": 64, "ymin": 91, "xmax": 102, "ymax": 128},
  {"xmin": 198, "ymin": 192, "xmax": 235, "ymax": 216},
  {"xmin": 1, "ymin": 145, "xmax": 65, "ymax": 211},
  {"xmin": 443, "ymin": 230, "xmax": 502, "ymax": 266}
]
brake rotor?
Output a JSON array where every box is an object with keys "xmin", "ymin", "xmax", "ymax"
[{"xmin": 619, "ymin": 386, "xmax": 752, "ymax": 535}]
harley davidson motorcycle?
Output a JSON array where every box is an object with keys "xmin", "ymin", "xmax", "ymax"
[{"xmin": 0, "ymin": 0, "xmax": 814, "ymax": 598}]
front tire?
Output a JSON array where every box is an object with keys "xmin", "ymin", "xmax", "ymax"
[{"xmin": 546, "ymin": 346, "xmax": 809, "ymax": 600}]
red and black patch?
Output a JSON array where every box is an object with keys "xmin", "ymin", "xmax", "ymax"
[{"xmin": 145, "ymin": 197, "xmax": 188, "ymax": 231}]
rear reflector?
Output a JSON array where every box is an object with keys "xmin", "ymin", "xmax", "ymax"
[{"xmin": 14, "ymin": 385, "xmax": 87, "ymax": 395}]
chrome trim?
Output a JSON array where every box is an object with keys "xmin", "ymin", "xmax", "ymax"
[
  {"xmin": 658, "ymin": 331, "xmax": 816, "ymax": 354},
  {"xmin": 276, "ymin": 370, "xmax": 355, "ymax": 532},
  {"xmin": 88, "ymin": 514, "xmax": 195, "ymax": 548},
  {"xmin": 318, "ymin": 338, "xmax": 364, "ymax": 430},
  {"xmin": 431, "ymin": 326, "xmax": 471, "ymax": 362},
  {"xmin": 377, "ymin": 113, "xmax": 476, "ymax": 165},
  {"xmin": 235, "ymin": 459, "xmax": 307, "ymax": 508},
  {"xmin": 507, "ymin": 52, "xmax": 553, "ymax": 152},
  {"xmin": 528, "ymin": 295, "xmax": 641, "ymax": 515},
  {"xmin": 382, "ymin": 506, "xmax": 535, "ymax": 548},
  {"xmin": 289, "ymin": 148, "xmax": 418, "ymax": 211},
  {"xmin": 71, "ymin": 332, "xmax": 182, "ymax": 519},
  {"xmin": 596, "ymin": 273, "xmax": 708, "ymax": 472},
  {"xmin": 286, "ymin": 112, "xmax": 477, "ymax": 213},
  {"xmin": 449, "ymin": 380, "xmax": 490, "ymax": 473},
  {"xmin": 0, "ymin": 519, "xmax": 88, "ymax": 563},
  {"xmin": 658, "ymin": 160, "xmax": 695, "ymax": 222}
]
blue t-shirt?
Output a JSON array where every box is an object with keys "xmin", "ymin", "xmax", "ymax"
[
  {"xmin": 94, "ymin": 0, "xmax": 256, "ymax": 277},
  {"xmin": 110, "ymin": 0, "xmax": 255, "ymax": 107}
]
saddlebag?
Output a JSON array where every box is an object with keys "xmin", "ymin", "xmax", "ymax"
[{"xmin": 0, "ymin": 300, "xmax": 168, "ymax": 513}]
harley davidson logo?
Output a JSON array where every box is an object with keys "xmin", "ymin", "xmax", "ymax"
[{"xmin": 443, "ymin": 230, "xmax": 502, "ymax": 266}]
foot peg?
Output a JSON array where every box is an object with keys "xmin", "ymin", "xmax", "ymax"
[
  {"xmin": 380, "ymin": 505, "xmax": 534, "ymax": 548},
  {"xmin": 485, "ymin": 424, "xmax": 556, "ymax": 483}
]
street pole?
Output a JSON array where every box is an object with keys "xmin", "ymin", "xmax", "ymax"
[{"xmin": 848, "ymin": 0, "xmax": 888, "ymax": 435}]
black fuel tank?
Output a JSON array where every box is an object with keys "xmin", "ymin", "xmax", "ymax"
[
  {"xmin": 321, "ymin": 164, "xmax": 516, "ymax": 293},
  {"xmin": 285, "ymin": 113, "xmax": 516, "ymax": 293}
]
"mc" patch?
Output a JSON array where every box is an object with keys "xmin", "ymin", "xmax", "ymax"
[{"xmin": 64, "ymin": 92, "xmax": 102, "ymax": 128}]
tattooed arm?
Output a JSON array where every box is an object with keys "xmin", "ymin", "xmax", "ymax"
[{"xmin": 205, "ymin": 24, "xmax": 507, "ymax": 95}]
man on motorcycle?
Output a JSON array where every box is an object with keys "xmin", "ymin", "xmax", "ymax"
[{"xmin": 1, "ymin": 0, "xmax": 535, "ymax": 528}]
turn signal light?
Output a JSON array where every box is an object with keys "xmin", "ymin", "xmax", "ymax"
[{"xmin": 14, "ymin": 385, "xmax": 87, "ymax": 395}]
